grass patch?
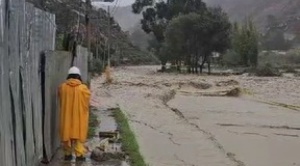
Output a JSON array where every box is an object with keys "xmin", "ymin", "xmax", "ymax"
[
  {"xmin": 113, "ymin": 108, "xmax": 147, "ymax": 166},
  {"xmin": 88, "ymin": 107, "xmax": 100, "ymax": 139}
]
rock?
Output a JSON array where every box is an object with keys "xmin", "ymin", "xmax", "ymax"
[
  {"xmin": 225, "ymin": 87, "xmax": 241, "ymax": 97},
  {"xmin": 99, "ymin": 138, "xmax": 110, "ymax": 152},
  {"xmin": 100, "ymin": 152, "xmax": 126, "ymax": 161},
  {"xmin": 90, "ymin": 147, "xmax": 126, "ymax": 162},
  {"xmin": 91, "ymin": 147, "xmax": 105, "ymax": 161}
]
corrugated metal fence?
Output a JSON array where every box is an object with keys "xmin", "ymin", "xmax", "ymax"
[{"xmin": 0, "ymin": 1, "xmax": 89, "ymax": 166}]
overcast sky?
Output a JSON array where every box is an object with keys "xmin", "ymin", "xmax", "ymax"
[{"xmin": 93, "ymin": 0, "xmax": 135, "ymax": 7}]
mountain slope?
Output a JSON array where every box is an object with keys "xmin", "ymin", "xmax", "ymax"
[
  {"xmin": 113, "ymin": 5, "xmax": 151, "ymax": 51},
  {"xmin": 113, "ymin": 0, "xmax": 300, "ymax": 51},
  {"xmin": 114, "ymin": 0, "xmax": 300, "ymax": 31},
  {"xmin": 204, "ymin": 0, "xmax": 300, "ymax": 31},
  {"xmin": 113, "ymin": 5, "xmax": 142, "ymax": 32},
  {"xmin": 26, "ymin": 0, "xmax": 158, "ymax": 65}
]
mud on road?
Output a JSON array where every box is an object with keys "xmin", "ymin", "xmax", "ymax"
[{"xmin": 91, "ymin": 66, "xmax": 300, "ymax": 166}]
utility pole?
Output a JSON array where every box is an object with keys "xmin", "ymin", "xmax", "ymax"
[
  {"xmin": 104, "ymin": 5, "xmax": 112, "ymax": 83},
  {"xmin": 107, "ymin": 5, "xmax": 111, "ymax": 67},
  {"xmin": 86, "ymin": 0, "xmax": 92, "ymax": 64}
]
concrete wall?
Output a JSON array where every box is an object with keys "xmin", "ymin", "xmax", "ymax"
[
  {"xmin": 42, "ymin": 49, "xmax": 89, "ymax": 161},
  {"xmin": 74, "ymin": 46, "xmax": 89, "ymax": 83},
  {"xmin": 0, "ymin": 1, "xmax": 89, "ymax": 165},
  {"xmin": 0, "ymin": 1, "xmax": 56, "ymax": 165}
]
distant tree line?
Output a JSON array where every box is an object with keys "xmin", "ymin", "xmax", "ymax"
[{"xmin": 132, "ymin": 0, "xmax": 260, "ymax": 73}]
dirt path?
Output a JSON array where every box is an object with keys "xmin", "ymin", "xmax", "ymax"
[{"xmin": 91, "ymin": 66, "xmax": 300, "ymax": 166}]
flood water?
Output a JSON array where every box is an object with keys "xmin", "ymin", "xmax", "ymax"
[{"xmin": 90, "ymin": 66, "xmax": 300, "ymax": 166}]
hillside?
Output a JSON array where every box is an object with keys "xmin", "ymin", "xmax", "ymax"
[
  {"xmin": 26, "ymin": 0, "xmax": 158, "ymax": 65},
  {"xmin": 204, "ymin": 0, "xmax": 300, "ymax": 31},
  {"xmin": 112, "ymin": 0, "xmax": 300, "ymax": 51},
  {"xmin": 113, "ymin": 5, "xmax": 142, "ymax": 32},
  {"xmin": 114, "ymin": 0, "xmax": 300, "ymax": 32},
  {"xmin": 113, "ymin": 5, "xmax": 152, "ymax": 51}
]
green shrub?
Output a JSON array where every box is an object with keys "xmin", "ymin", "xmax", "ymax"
[
  {"xmin": 258, "ymin": 50, "xmax": 300, "ymax": 68},
  {"xmin": 295, "ymin": 72, "xmax": 300, "ymax": 77},
  {"xmin": 285, "ymin": 49, "xmax": 300, "ymax": 64},
  {"xmin": 284, "ymin": 66, "xmax": 297, "ymax": 73},
  {"xmin": 89, "ymin": 58, "xmax": 103, "ymax": 74},
  {"xmin": 222, "ymin": 50, "xmax": 242, "ymax": 67},
  {"xmin": 255, "ymin": 63, "xmax": 281, "ymax": 77}
]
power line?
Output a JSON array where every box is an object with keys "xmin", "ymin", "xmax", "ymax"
[
  {"xmin": 111, "ymin": 0, "xmax": 121, "ymax": 16},
  {"xmin": 107, "ymin": 5, "xmax": 111, "ymax": 67},
  {"xmin": 110, "ymin": 0, "xmax": 118, "ymax": 14}
]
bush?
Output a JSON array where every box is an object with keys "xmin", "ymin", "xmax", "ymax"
[
  {"xmin": 285, "ymin": 49, "xmax": 300, "ymax": 64},
  {"xmin": 283, "ymin": 65, "xmax": 297, "ymax": 73},
  {"xmin": 259, "ymin": 50, "xmax": 300, "ymax": 68},
  {"xmin": 295, "ymin": 72, "xmax": 300, "ymax": 77},
  {"xmin": 255, "ymin": 63, "xmax": 281, "ymax": 77},
  {"xmin": 89, "ymin": 58, "xmax": 103, "ymax": 75},
  {"xmin": 222, "ymin": 50, "xmax": 242, "ymax": 67}
]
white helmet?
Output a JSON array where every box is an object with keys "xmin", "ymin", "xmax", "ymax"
[{"xmin": 68, "ymin": 66, "xmax": 81, "ymax": 76}]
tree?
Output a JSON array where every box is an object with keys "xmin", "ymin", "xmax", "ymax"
[
  {"xmin": 248, "ymin": 20, "xmax": 259, "ymax": 66},
  {"xmin": 230, "ymin": 19, "xmax": 259, "ymax": 67},
  {"xmin": 132, "ymin": 0, "xmax": 207, "ymax": 68},
  {"xmin": 148, "ymin": 36, "xmax": 167, "ymax": 70},
  {"xmin": 164, "ymin": 8, "xmax": 231, "ymax": 74},
  {"xmin": 204, "ymin": 7, "xmax": 232, "ymax": 72},
  {"xmin": 132, "ymin": 0, "xmax": 207, "ymax": 40}
]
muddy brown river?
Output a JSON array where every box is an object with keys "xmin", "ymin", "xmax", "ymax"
[{"xmin": 91, "ymin": 66, "xmax": 300, "ymax": 166}]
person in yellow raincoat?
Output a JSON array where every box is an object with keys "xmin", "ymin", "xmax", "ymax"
[{"xmin": 59, "ymin": 66, "xmax": 91, "ymax": 161}]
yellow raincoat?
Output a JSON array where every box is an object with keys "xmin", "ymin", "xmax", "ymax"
[{"xmin": 59, "ymin": 79, "xmax": 91, "ymax": 156}]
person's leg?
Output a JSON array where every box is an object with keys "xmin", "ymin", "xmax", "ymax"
[
  {"xmin": 74, "ymin": 140, "xmax": 87, "ymax": 161},
  {"xmin": 62, "ymin": 141, "xmax": 73, "ymax": 161}
]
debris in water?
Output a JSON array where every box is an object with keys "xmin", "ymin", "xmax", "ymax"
[
  {"xmin": 160, "ymin": 89, "xmax": 177, "ymax": 105},
  {"xmin": 188, "ymin": 81, "xmax": 212, "ymax": 89},
  {"xmin": 105, "ymin": 66, "xmax": 113, "ymax": 84},
  {"xmin": 180, "ymin": 87, "xmax": 241, "ymax": 97},
  {"xmin": 88, "ymin": 108, "xmax": 129, "ymax": 165},
  {"xmin": 225, "ymin": 87, "xmax": 241, "ymax": 97},
  {"xmin": 216, "ymin": 79, "xmax": 239, "ymax": 87},
  {"xmin": 99, "ymin": 138, "xmax": 110, "ymax": 152}
]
